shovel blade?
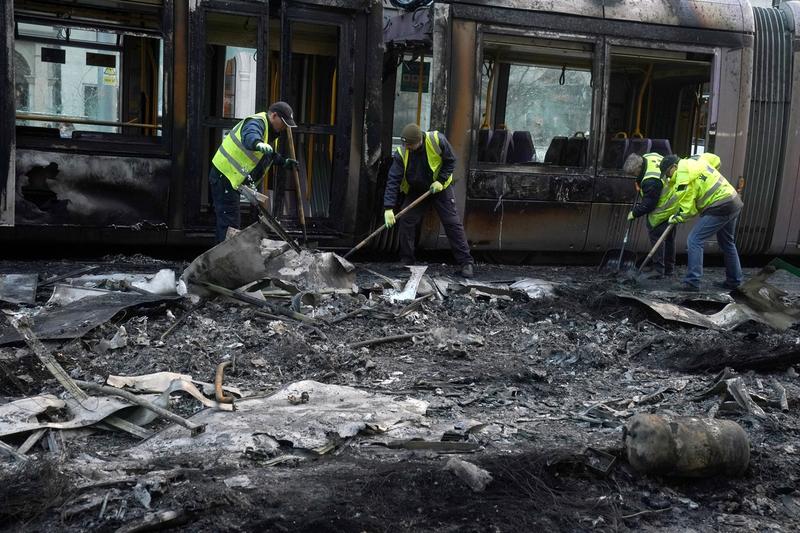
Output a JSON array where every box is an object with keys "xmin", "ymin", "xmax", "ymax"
[{"xmin": 598, "ymin": 249, "xmax": 637, "ymax": 273}]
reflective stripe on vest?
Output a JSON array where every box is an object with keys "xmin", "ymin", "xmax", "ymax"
[
  {"xmin": 638, "ymin": 153, "xmax": 663, "ymax": 194},
  {"xmin": 211, "ymin": 112, "xmax": 271, "ymax": 189},
  {"xmin": 396, "ymin": 131, "xmax": 453, "ymax": 194},
  {"xmin": 697, "ymin": 164, "xmax": 723, "ymax": 206}
]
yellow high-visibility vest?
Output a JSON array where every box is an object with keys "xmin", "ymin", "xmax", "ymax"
[
  {"xmin": 396, "ymin": 131, "xmax": 454, "ymax": 194},
  {"xmin": 211, "ymin": 112, "xmax": 278, "ymax": 189}
]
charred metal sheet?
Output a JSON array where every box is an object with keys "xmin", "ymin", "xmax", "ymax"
[
  {"xmin": 449, "ymin": 0, "xmax": 603, "ymax": 19},
  {"xmin": 468, "ymin": 170, "xmax": 593, "ymax": 202},
  {"xmin": 15, "ymin": 151, "xmax": 170, "ymax": 227},
  {"xmin": 603, "ymin": 0, "xmax": 753, "ymax": 34},
  {"xmin": 131, "ymin": 379, "xmax": 429, "ymax": 458},
  {"xmin": 450, "ymin": 4, "xmax": 751, "ymax": 48},
  {"xmin": 615, "ymin": 292, "xmax": 768, "ymax": 331},
  {"xmin": 0, "ymin": 274, "xmax": 37, "ymax": 304},
  {"xmin": 383, "ymin": 4, "xmax": 433, "ymax": 46},
  {"xmin": 180, "ymin": 222, "xmax": 356, "ymax": 295},
  {"xmin": 0, "ymin": 292, "xmax": 179, "ymax": 346},
  {"xmin": 464, "ymin": 199, "xmax": 590, "ymax": 250},
  {"xmin": 592, "ymin": 175, "xmax": 638, "ymax": 203}
]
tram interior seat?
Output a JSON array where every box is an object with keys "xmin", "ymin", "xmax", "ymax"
[
  {"xmin": 485, "ymin": 129, "xmax": 511, "ymax": 163},
  {"xmin": 563, "ymin": 135, "xmax": 587, "ymax": 167},
  {"xmin": 544, "ymin": 136, "xmax": 568, "ymax": 165},
  {"xmin": 603, "ymin": 138, "xmax": 629, "ymax": 168},
  {"xmin": 624, "ymin": 138, "xmax": 652, "ymax": 160},
  {"xmin": 650, "ymin": 138, "xmax": 673, "ymax": 156},
  {"xmin": 477, "ymin": 129, "xmax": 493, "ymax": 162},
  {"xmin": 507, "ymin": 131, "xmax": 535, "ymax": 163}
]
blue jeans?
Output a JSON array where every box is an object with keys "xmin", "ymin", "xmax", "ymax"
[
  {"xmin": 209, "ymin": 166, "xmax": 241, "ymax": 243},
  {"xmin": 684, "ymin": 211, "xmax": 743, "ymax": 287}
]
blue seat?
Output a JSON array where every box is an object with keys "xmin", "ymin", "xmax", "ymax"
[
  {"xmin": 604, "ymin": 138, "xmax": 629, "ymax": 169},
  {"xmin": 544, "ymin": 136, "xmax": 568, "ymax": 165},
  {"xmin": 477, "ymin": 129, "xmax": 493, "ymax": 162},
  {"xmin": 650, "ymin": 139, "xmax": 673, "ymax": 156},
  {"xmin": 485, "ymin": 129, "xmax": 511, "ymax": 163},
  {"xmin": 507, "ymin": 131, "xmax": 535, "ymax": 163},
  {"xmin": 625, "ymin": 138, "xmax": 652, "ymax": 160},
  {"xmin": 563, "ymin": 134, "xmax": 588, "ymax": 167}
]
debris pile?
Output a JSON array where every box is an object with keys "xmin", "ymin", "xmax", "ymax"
[{"xmin": 0, "ymin": 251, "xmax": 799, "ymax": 531}]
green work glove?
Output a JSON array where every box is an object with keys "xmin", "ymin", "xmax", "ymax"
[
  {"xmin": 627, "ymin": 211, "xmax": 635, "ymax": 221},
  {"xmin": 384, "ymin": 209, "xmax": 396, "ymax": 228},
  {"xmin": 255, "ymin": 142, "xmax": 273, "ymax": 155},
  {"xmin": 668, "ymin": 213, "xmax": 684, "ymax": 225},
  {"xmin": 429, "ymin": 181, "xmax": 444, "ymax": 194},
  {"xmin": 283, "ymin": 158, "xmax": 298, "ymax": 170}
]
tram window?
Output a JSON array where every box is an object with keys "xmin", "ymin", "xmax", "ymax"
[
  {"xmin": 392, "ymin": 54, "xmax": 433, "ymax": 151},
  {"xmin": 479, "ymin": 37, "xmax": 593, "ymax": 166},
  {"xmin": 602, "ymin": 47, "xmax": 712, "ymax": 170},
  {"xmin": 205, "ymin": 13, "xmax": 259, "ymax": 119},
  {"xmin": 14, "ymin": 21, "xmax": 164, "ymax": 138}
]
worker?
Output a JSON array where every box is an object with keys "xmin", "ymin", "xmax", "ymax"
[
  {"xmin": 383, "ymin": 123, "xmax": 475, "ymax": 278},
  {"xmin": 663, "ymin": 154, "xmax": 743, "ymax": 291},
  {"xmin": 208, "ymin": 101, "xmax": 298, "ymax": 243},
  {"xmin": 622, "ymin": 152, "xmax": 679, "ymax": 278}
]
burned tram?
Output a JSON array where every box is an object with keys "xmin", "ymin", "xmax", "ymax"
[{"xmin": 2, "ymin": 0, "xmax": 800, "ymax": 257}]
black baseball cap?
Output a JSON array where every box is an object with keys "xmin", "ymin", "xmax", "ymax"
[
  {"xmin": 660, "ymin": 155, "xmax": 680, "ymax": 174},
  {"xmin": 268, "ymin": 101, "xmax": 296, "ymax": 127}
]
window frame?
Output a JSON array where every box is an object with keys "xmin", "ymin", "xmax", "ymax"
[
  {"xmin": 473, "ymin": 25, "xmax": 602, "ymax": 176},
  {"xmin": 12, "ymin": 4, "xmax": 173, "ymax": 156},
  {"xmin": 597, "ymin": 37, "xmax": 720, "ymax": 177}
]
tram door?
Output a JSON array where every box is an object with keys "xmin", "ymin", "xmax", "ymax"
[{"xmin": 187, "ymin": 1, "xmax": 353, "ymax": 235}]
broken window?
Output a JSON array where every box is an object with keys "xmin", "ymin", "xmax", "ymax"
[
  {"xmin": 602, "ymin": 47, "xmax": 712, "ymax": 170},
  {"xmin": 14, "ymin": 20, "xmax": 164, "ymax": 139},
  {"xmin": 479, "ymin": 36, "xmax": 594, "ymax": 166}
]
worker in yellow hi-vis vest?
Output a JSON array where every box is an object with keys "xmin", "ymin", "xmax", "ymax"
[
  {"xmin": 208, "ymin": 101, "xmax": 298, "ymax": 242},
  {"xmin": 383, "ymin": 123, "xmax": 475, "ymax": 278}
]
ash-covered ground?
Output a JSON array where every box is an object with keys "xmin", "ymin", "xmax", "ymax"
[{"xmin": 1, "ymin": 256, "xmax": 799, "ymax": 532}]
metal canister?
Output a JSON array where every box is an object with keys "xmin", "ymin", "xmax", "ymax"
[{"xmin": 624, "ymin": 414, "xmax": 750, "ymax": 477}]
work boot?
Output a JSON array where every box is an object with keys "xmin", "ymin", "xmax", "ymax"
[
  {"xmin": 460, "ymin": 263, "xmax": 474, "ymax": 278},
  {"xmin": 713, "ymin": 280, "xmax": 740, "ymax": 290},
  {"xmin": 672, "ymin": 281, "xmax": 699, "ymax": 292}
]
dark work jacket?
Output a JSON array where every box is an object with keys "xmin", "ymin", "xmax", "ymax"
[
  {"xmin": 240, "ymin": 118, "xmax": 287, "ymax": 180},
  {"xmin": 383, "ymin": 133, "xmax": 457, "ymax": 208},
  {"xmin": 632, "ymin": 166, "xmax": 663, "ymax": 218}
]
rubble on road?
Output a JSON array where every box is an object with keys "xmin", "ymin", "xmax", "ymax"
[{"xmin": 1, "ymin": 257, "xmax": 799, "ymax": 532}]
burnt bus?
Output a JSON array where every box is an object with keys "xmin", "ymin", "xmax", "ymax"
[
  {"xmin": 0, "ymin": 0, "xmax": 384, "ymax": 248},
  {"xmin": 2, "ymin": 0, "xmax": 800, "ymax": 258}
]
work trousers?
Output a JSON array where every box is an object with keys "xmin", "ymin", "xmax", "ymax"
[
  {"xmin": 209, "ymin": 167, "xmax": 241, "ymax": 243},
  {"xmin": 398, "ymin": 186, "xmax": 474, "ymax": 266},
  {"xmin": 684, "ymin": 211, "xmax": 743, "ymax": 288},
  {"xmin": 646, "ymin": 220, "xmax": 676, "ymax": 275}
]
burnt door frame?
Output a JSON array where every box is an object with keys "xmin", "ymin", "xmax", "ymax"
[
  {"xmin": 0, "ymin": 1, "xmax": 14, "ymax": 226},
  {"xmin": 186, "ymin": 0, "xmax": 270, "ymax": 230},
  {"xmin": 280, "ymin": 1, "xmax": 353, "ymax": 232}
]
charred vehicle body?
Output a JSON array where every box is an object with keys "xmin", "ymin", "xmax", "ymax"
[{"xmin": 2, "ymin": 0, "xmax": 800, "ymax": 257}]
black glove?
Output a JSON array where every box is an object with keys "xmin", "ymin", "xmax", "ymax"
[{"xmin": 283, "ymin": 158, "xmax": 298, "ymax": 170}]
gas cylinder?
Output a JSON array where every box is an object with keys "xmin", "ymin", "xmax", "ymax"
[{"xmin": 624, "ymin": 413, "xmax": 750, "ymax": 477}]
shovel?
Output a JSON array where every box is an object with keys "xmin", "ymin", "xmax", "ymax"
[
  {"xmin": 599, "ymin": 198, "xmax": 639, "ymax": 273},
  {"xmin": 635, "ymin": 223, "xmax": 675, "ymax": 276},
  {"xmin": 343, "ymin": 190, "xmax": 432, "ymax": 260}
]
